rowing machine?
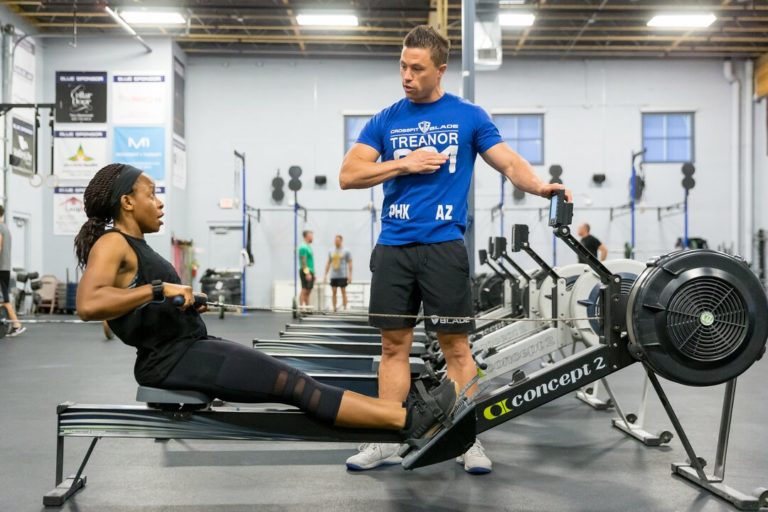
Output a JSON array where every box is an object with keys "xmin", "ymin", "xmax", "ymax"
[{"xmin": 402, "ymin": 191, "xmax": 768, "ymax": 510}]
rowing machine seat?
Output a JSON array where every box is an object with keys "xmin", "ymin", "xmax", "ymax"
[{"xmin": 136, "ymin": 386, "xmax": 212, "ymax": 410}]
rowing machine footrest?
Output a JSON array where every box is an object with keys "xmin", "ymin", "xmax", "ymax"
[
  {"xmin": 136, "ymin": 386, "xmax": 212, "ymax": 410},
  {"xmin": 401, "ymin": 403, "xmax": 477, "ymax": 470}
]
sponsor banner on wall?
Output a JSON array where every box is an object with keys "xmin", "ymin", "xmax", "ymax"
[
  {"xmin": 54, "ymin": 186, "xmax": 166, "ymax": 235},
  {"xmin": 152, "ymin": 185, "xmax": 167, "ymax": 235},
  {"xmin": 53, "ymin": 186, "xmax": 87, "ymax": 235},
  {"xmin": 55, "ymin": 72, "xmax": 108, "ymax": 123},
  {"xmin": 12, "ymin": 33, "xmax": 36, "ymax": 104},
  {"xmin": 172, "ymin": 137, "xmax": 187, "ymax": 190},
  {"xmin": 54, "ymin": 130, "xmax": 108, "ymax": 180},
  {"xmin": 113, "ymin": 73, "xmax": 166, "ymax": 125},
  {"xmin": 11, "ymin": 117, "xmax": 34, "ymax": 175},
  {"xmin": 173, "ymin": 58, "xmax": 185, "ymax": 138},
  {"xmin": 113, "ymin": 126, "xmax": 165, "ymax": 181}
]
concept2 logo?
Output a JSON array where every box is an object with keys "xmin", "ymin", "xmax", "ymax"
[{"xmin": 482, "ymin": 356, "xmax": 608, "ymax": 420}]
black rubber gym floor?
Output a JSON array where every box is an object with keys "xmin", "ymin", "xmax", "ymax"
[{"xmin": 0, "ymin": 312, "xmax": 765, "ymax": 512}]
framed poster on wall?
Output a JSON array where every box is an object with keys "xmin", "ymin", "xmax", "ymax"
[
  {"xmin": 173, "ymin": 58, "xmax": 185, "ymax": 139},
  {"xmin": 113, "ymin": 126, "xmax": 165, "ymax": 181},
  {"xmin": 54, "ymin": 130, "xmax": 108, "ymax": 180},
  {"xmin": 55, "ymin": 71, "xmax": 107, "ymax": 123},
  {"xmin": 112, "ymin": 73, "xmax": 166, "ymax": 125},
  {"xmin": 11, "ymin": 116, "xmax": 34, "ymax": 175}
]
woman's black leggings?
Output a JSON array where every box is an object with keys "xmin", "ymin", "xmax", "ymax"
[{"xmin": 158, "ymin": 338, "xmax": 344, "ymax": 424}]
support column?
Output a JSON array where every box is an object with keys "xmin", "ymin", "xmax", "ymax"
[{"xmin": 462, "ymin": 0, "xmax": 476, "ymax": 274}]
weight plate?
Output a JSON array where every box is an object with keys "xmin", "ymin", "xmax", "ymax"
[
  {"xmin": 288, "ymin": 178, "xmax": 302, "ymax": 192},
  {"xmin": 549, "ymin": 164, "xmax": 563, "ymax": 178}
]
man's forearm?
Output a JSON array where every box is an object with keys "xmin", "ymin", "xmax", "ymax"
[
  {"xmin": 503, "ymin": 154, "xmax": 546, "ymax": 196},
  {"xmin": 340, "ymin": 158, "xmax": 404, "ymax": 190}
]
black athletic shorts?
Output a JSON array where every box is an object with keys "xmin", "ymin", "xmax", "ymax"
[
  {"xmin": 330, "ymin": 277, "xmax": 348, "ymax": 288},
  {"xmin": 300, "ymin": 270, "xmax": 315, "ymax": 291},
  {"xmin": 369, "ymin": 240, "xmax": 474, "ymax": 333},
  {"xmin": 0, "ymin": 271, "xmax": 10, "ymax": 303}
]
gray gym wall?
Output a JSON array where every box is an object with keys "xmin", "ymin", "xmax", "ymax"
[
  {"xmin": 754, "ymin": 96, "xmax": 767, "ymax": 239},
  {"xmin": 0, "ymin": 7, "xmax": 45, "ymax": 276},
  {"xmin": 186, "ymin": 56, "xmax": 764, "ymax": 307}
]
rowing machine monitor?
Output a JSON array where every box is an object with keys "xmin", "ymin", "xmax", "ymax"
[
  {"xmin": 491, "ymin": 237, "xmax": 506, "ymax": 260},
  {"xmin": 548, "ymin": 190, "xmax": 573, "ymax": 228},
  {"xmin": 478, "ymin": 249, "xmax": 488, "ymax": 265},
  {"xmin": 510, "ymin": 225, "xmax": 528, "ymax": 252}
]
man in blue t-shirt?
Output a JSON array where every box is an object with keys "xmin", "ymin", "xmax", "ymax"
[{"xmin": 339, "ymin": 25, "xmax": 570, "ymax": 473}]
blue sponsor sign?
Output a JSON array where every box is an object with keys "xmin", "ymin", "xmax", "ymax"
[{"xmin": 113, "ymin": 126, "xmax": 165, "ymax": 181}]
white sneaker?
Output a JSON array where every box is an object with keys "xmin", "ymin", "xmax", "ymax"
[
  {"xmin": 346, "ymin": 443, "xmax": 402, "ymax": 471},
  {"xmin": 456, "ymin": 439, "xmax": 492, "ymax": 474},
  {"xmin": 6, "ymin": 326, "xmax": 26, "ymax": 337}
]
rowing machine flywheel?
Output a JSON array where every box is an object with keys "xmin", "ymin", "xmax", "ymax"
[{"xmin": 627, "ymin": 249, "xmax": 768, "ymax": 386}]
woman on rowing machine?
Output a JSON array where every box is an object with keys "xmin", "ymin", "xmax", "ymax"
[{"xmin": 74, "ymin": 163, "xmax": 457, "ymax": 440}]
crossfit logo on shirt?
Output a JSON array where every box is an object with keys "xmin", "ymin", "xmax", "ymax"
[{"xmin": 389, "ymin": 123, "xmax": 459, "ymax": 174}]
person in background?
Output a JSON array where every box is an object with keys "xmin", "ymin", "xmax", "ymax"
[
  {"xmin": 298, "ymin": 230, "xmax": 315, "ymax": 308},
  {"xmin": 0, "ymin": 205, "xmax": 24, "ymax": 337},
  {"xmin": 324, "ymin": 234, "xmax": 353, "ymax": 311},
  {"xmin": 577, "ymin": 223, "xmax": 608, "ymax": 263}
]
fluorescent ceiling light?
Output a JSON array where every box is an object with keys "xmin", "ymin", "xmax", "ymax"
[
  {"xmin": 296, "ymin": 13, "xmax": 359, "ymax": 27},
  {"xmin": 499, "ymin": 0, "xmax": 527, "ymax": 4},
  {"xmin": 106, "ymin": 6, "xmax": 137, "ymax": 35},
  {"xmin": 499, "ymin": 13, "xmax": 535, "ymax": 27},
  {"xmin": 119, "ymin": 10, "xmax": 187, "ymax": 25},
  {"xmin": 647, "ymin": 13, "xmax": 716, "ymax": 28}
]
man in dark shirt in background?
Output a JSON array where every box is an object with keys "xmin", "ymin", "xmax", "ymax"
[{"xmin": 577, "ymin": 223, "xmax": 608, "ymax": 263}]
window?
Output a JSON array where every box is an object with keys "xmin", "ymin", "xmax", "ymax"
[
  {"xmin": 642, "ymin": 112, "xmax": 694, "ymax": 163},
  {"xmin": 344, "ymin": 114, "xmax": 373, "ymax": 154},
  {"xmin": 493, "ymin": 113, "xmax": 544, "ymax": 165}
]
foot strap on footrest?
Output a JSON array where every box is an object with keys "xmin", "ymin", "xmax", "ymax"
[
  {"xmin": 402, "ymin": 403, "xmax": 477, "ymax": 470},
  {"xmin": 413, "ymin": 380, "xmax": 452, "ymax": 429}
]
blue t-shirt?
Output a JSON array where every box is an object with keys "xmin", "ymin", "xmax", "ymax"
[{"xmin": 357, "ymin": 93, "xmax": 503, "ymax": 245}]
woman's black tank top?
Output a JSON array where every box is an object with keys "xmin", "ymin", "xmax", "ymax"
[{"xmin": 107, "ymin": 232, "xmax": 207, "ymax": 385}]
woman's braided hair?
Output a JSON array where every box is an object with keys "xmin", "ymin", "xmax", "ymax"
[{"xmin": 74, "ymin": 163, "xmax": 128, "ymax": 268}]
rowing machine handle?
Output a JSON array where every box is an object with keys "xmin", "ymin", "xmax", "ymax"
[{"xmin": 172, "ymin": 294, "xmax": 207, "ymax": 307}]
